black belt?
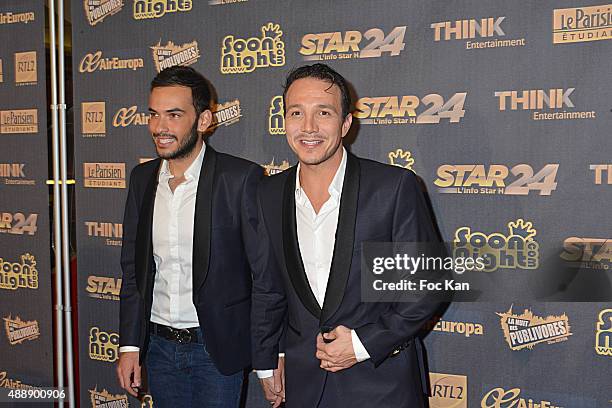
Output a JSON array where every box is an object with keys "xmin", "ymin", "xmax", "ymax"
[{"xmin": 150, "ymin": 322, "xmax": 200, "ymax": 344}]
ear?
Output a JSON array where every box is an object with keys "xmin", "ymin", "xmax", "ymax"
[
  {"xmin": 341, "ymin": 113, "xmax": 353, "ymax": 138},
  {"xmin": 197, "ymin": 110, "xmax": 213, "ymax": 133}
]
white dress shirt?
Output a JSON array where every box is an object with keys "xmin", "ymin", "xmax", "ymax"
[
  {"xmin": 257, "ymin": 148, "xmax": 369, "ymax": 378},
  {"xmin": 119, "ymin": 143, "xmax": 205, "ymax": 353}
]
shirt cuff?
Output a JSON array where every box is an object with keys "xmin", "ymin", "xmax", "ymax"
[
  {"xmin": 351, "ymin": 329, "xmax": 370, "ymax": 362},
  {"xmin": 119, "ymin": 346, "xmax": 140, "ymax": 353},
  {"xmin": 256, "ymin": 370, "xmax": 273, "ymax": 379}
]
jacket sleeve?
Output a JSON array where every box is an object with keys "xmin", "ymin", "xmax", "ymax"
[
  {"xmin": 249, "ymin": 182, "xmax": 288, "ymax": 370},
  {"xmin": 119, "ymin": 166, "xmax": 144, "ymax": 347},
  {"xmin": 355, "ymin": 170, "xmax": 446, "ymax": 366}
]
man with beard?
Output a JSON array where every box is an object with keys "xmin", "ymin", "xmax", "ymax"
[
  {"xmin": 117, "ymin": 66, "xmax": 263, "ymax": 407},
  {"xmin": 252, "ymin": 64, "xmax": 443, "ymax": 407}
]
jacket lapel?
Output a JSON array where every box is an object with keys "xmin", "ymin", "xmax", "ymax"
[
  {"xmin": 192, "ymin": 146, "xmax": 217, "ymax": 302},
  {"xmin": 135, "ymin": 159, "xmax": 161, "ymax": 299},
  {"xmin": 320, "ymin": 152, "xmax": 360, "ymax": 325},
  {"xmin": 282, "ymin": 166, "xmax": 322, "ymax": 320}
]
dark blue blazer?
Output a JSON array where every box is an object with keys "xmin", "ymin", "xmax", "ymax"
[
  {"xmin": 120, "ymin": 146, "xmax": 263, "ymax": 375},
  {"xmin": 251, "ymin": 152, "xmax": 441, "ymax": 407}
]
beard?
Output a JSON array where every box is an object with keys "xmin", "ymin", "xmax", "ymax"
[{"xmin": 154, "ymin": 121, "xmax": 200, "ymax": 160}]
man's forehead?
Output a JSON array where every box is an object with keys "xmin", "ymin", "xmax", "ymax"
[{"xmin": 286, "ymin": 78, "xmax": 341, "ymax": 101}]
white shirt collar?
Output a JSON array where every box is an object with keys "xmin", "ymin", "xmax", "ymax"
[
  {"xmin": 295, "ymin": 146, "xmax": 347, "ymax": 204},
  {"xmin": 158, "ymin": 142, "xmax": 206, "ymax": 182}
]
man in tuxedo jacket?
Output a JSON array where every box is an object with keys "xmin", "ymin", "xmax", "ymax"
[
  {"xmin": 117, "ymin": 66, "xmax": 263, "ymax": 407},
  {"xmin": 252, "ymin": 63, "xmax": 443, "ymax": 407}
]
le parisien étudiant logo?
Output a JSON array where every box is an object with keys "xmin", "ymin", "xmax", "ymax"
[
  {"xmin": 83, "ymin": 163, "xmax": 126, "ymax": 188},
  {"xmin": 0, "ymin": 109, "xmax": 38, "ymax": 134},
  {"xmin": 553, "ymin": 4, "xmax": 612, "ymax": 44}
]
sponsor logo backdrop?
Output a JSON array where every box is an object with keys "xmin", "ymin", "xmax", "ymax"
[
  {"xmin": 0, "ymin": 0, "xmax": 54, "ymax": 401},
  {"xmin": 70, "ymin": 0, "xmax": 611, "ymax": 406}
]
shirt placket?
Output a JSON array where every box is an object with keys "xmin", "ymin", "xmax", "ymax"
[{"xmin": 169, "ymin": 183, "xmax": 183, "ymax": 324}]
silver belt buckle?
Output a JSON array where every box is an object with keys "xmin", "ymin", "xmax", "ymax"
[{"xmin": 173, "ymin": 328, "xmax": 193, "ymax": 344}]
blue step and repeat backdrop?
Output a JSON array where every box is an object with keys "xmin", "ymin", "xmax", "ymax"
[
  {"xmin": 69, "ymin": 1, "xmax": 611, "ymax": 407},
  {"xmin": 0, "ymin": 0, "xmax": 55, "ymax": 404}
]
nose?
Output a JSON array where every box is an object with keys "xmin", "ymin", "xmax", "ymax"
[
  {"xmin": 301, "ymin": 112, "xmax": 318, "ymax": 134},
  {"xmin": 151, "ymin": 115, "xmax": 168, "ymax": 135}
]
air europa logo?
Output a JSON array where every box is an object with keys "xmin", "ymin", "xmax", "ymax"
[
  {"xmin": 210, "ymin": 100, "xmax": 242, "ymax": 130},
  {"xmin": 79, "ymin": 51, "xmax": 144, "ymax": 73},
  {"xmin": 84, "ymin": 0, "xmax": 124, "ymax": 26},
  {"xmin": 300, "ymin": 26, "xmax": 406, "ymax": 61},
  {"xmin": 494, "ymin": 88, "xmax": 596, "ymax": 121},
  {"xmin": 354, "ymin": 93, "xmax": 467, "ymax": 125},
  {"xmin": 113, "ymin": 106, "xmax": 149, "ymax": 127},
  {"xmin": 134, "ymin": 0, "xmax": 192, "ymax": 20},
  {"xmin": 89, "ymin": 387, "xmax": 128, "ymax": 408},
  {"xmin": 14, "ymin": 51, "xmax": 37, "ymax": 85},
  {"xmin": 434, "ymin": 164, "xmax": 559, "ymax": 196},
  {"xmin": 481, "ymin": 387, "xmax": 563, "ymax": 408},
  {"xmin": 497, "ymin": 306, "xmax": 572, "ymax": 351},
  {"xmin": 424, "ymin": 316, "xmax": 484, "ymax": 338},
  {"xmin": 453, "ymin": 219, "xmax": 539, "ymax": 272},
  {"xmin": 0, "ymin": 253, "xmax": 38, "ymax": 291},
  {"xmin": 553, "ymin": 4, "xmax": 612, "ymax": 44},
  {"xmin": 221, "ymin": 23, "xmax": 285, "ymax": 74},
  {"xmin": 3, "ymin": 315, "xmax": 40, "ymax": 345},
  {"xmin": 431, "ymin": 16, "xmax": 526, "ymax": 50},
  {"xmin": 429, "ymin": 373, "xmax": 467, "ymax": 408},
  {"xmin": 268, "ymin": 95, "xmax": 285, "ymax": 135},
  {"xmin": 0, "ymin": 212, "xmax": 38, "ymax": 235},
  {"xmin": 151, "ymin": 40, "xmax": 200, "ymax": 73},
  {"xmin": 0, "ymin": 371, "xmax": 38, "ymax": 390},
  {"xmin": 0, "ymin": 11, "xmax": 35, "ymax": 25},
  {"xmin": 388, "ymin": 149, "xmax": 415, "ymax": 171},
  {"xmin": 0, "ymin": 109, "xmax": 38, "ymax": 134}
]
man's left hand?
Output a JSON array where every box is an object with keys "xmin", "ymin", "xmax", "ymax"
[{"xmin": 315, "ymin": 325, "xmax": 357, "ymax": 372}]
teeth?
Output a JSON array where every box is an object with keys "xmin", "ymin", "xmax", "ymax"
[
  {"xmin": 157, "ymin": 138, "xmax": 174, "ymax": 146},
  {"xmin": 302, "ymin": 140, "xmax": 321, "ymax": 146}
]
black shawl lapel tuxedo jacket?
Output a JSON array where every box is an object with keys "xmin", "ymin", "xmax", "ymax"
[
  {"xmin": 252, "ymin": 151, "xmax": 441, "ymax": 407},
  {"xmin": 120, "ymin": 146, "xmax": 263, "ymax": 375}
]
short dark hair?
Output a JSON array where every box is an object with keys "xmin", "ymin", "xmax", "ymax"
[
  {"xmin": 151, "ymin": 66, "xmax": 211, "ymax": 116},
  {"xmin": 283, "ymin": 63, "xmax": 351, "ymax": 118}
]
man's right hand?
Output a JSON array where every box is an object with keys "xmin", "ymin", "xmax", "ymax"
[
  {"xmin": 116, "ymin": 351, "xmax": 141, "ymax": 397},
  {"xmin": 258, "ymin": 356, "xmax": 285, "ymax": 407}
]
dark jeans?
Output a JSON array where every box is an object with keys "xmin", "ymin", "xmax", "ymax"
[{"xmin": 145, "ymin": 328, "xmax": 243, "ymax": 408}]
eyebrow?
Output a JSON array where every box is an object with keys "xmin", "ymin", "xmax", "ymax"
[
  {"xmin": 286, "ymin": 103, "xmax": 338, "ymax": 111},
  {"xmin": 148, "ymin": 107, "xmax": 187, "ymax": 113}
]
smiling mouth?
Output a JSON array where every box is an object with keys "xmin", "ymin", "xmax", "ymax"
[
  {"xmin": 155, "ymin": 135, "xmax": 176, "ymax": 146},
  {"xmin": 299, "ymin": 139, "xmax": 323, "ymax": 148}
]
